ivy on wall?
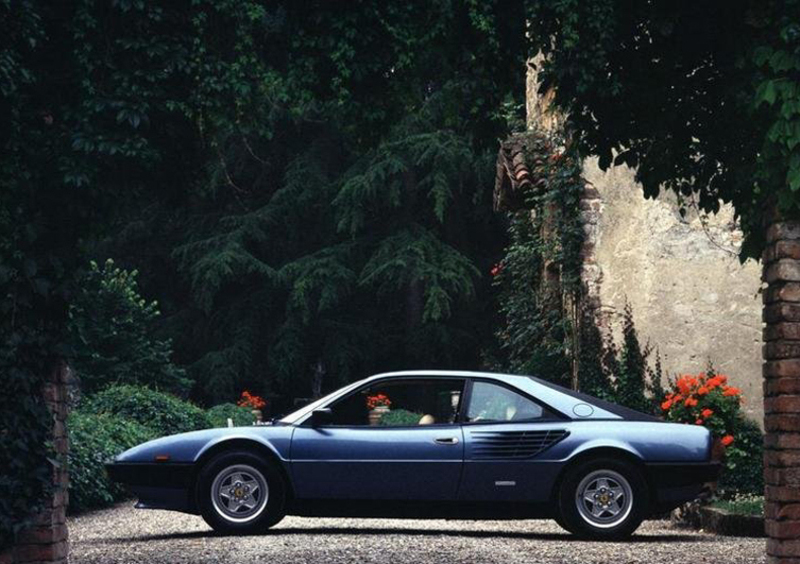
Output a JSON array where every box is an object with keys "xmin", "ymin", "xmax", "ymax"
[{"xmin": 491, "ymin": 131, "xmax": 584, "ymax": 388}]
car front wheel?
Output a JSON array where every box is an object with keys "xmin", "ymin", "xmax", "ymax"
[
  {"xmin": 556, "ymin": 457, "xmax": 648, "ymax": 540},
  {"xmin": 197, "ymin": 450, "xmax": 286, "ymax": 534}
]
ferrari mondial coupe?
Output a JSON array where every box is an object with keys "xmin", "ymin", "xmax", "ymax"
[{"xmin": 107, "ymin": 371, "xmax": 719, "ymax": 539}]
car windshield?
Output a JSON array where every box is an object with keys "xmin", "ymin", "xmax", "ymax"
[{"xmin": 277, "ymin": 379, "xmax": 366, "ymax": 425}]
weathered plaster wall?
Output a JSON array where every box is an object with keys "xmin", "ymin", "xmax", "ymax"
[{"xmin": 583, "ymin": 159, "xmax": 764, "ymax": 422}]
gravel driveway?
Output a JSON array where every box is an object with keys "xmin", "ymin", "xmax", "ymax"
[{"xmin": 68, "ymin": 504, "xmax": 764, "ymax": 564}]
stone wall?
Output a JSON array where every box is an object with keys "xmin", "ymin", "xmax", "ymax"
[
  {"xmin": 525, "ymin": 60, "xmax": 764, "ymax": 423},
  {"xmin": 0, "ymin": 363, "xmax": 70, "ymax": 564},
  {"xmin": 581, "ymin": 159, "xmax": 764, "ymax": 422}
]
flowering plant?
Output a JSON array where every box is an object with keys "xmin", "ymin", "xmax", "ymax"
[
  {"xmin": 366, "ymin": 393, "xmax": 392, "ymax": 410},
  {"xmin": 237, "ymin": 390, "xmax": 267, "ymax": 410},
  {"xmin": 661, "ymin": 372, "xmax": 742, "ymax": 448}
]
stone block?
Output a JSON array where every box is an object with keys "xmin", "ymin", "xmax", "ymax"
[
  {"xmin": 765, "ymin": 341, "xmax": 800, "ymax": 360},
  {"xmin": 767, "ymin": 222, "xmax": 800, "ymax": 243},
  {"xmin": 774, "ymin": 241, "xmax": 800, "ymax": 262},
  {"xmin": 766, "ymin": 450, "xmax": 800, "ymax": 468},
  {"xmin": 765, "ymin": 260, "xmax": 800, "ymax": 283},
  {"xmin": 765, "ymin": 433, "xmax": 800, "ymax": 450},
  {"xmin": 14, "ymin": 541, "xmax": 67, "ymax": 563},
  {"xmin": 765, "ymin": 323, "xmax": 800, "ymax": 342},
  {"xmin": 765, "ymin": 395, "xmax": 800, "ymax": 413},
  {"xmin": 767, "ymin": 519, "xmax": 800, "ymax": 539},
  {"xmin": 766, "ymin": 414, "xmax": 800, "ymax": 432},
  {"xmin": 765, "ymin": 303, "xmax": 800, "ymax": 323},
  {"xmin": 765, "ymin": 360, "xmax": 800, "ymax": 378},
  {"xmin": 768, "ymin": 485, "xmax": 800, "ymax": 502},
  {"xmin": 769, "ymin": 538, "xmax": 800, "ymax": 558},
  {"xmin": 766, "ymin": 378, "xmax": 800, "ymax": 396},
  {"xmin": 16, "ymin": 525, "xmax": 67, "ymax": 545}
]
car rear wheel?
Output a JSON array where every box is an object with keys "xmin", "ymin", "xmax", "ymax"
[
  {"xmin": 556, "ymin": 457, "xmax": 648, "ymax": 540},
  {"xmin": 197, "ymin": 450, "xmax": 286, "ymax": 534}
]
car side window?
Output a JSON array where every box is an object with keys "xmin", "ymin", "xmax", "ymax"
[
  {"xmin": 466, "ymin": 381, "xmax": 553, "ymax": 423},
  {"xmin": 327, "ymin": 379, "xmax": 465, "ymax": 427}
]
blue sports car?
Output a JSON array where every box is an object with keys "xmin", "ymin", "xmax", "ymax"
[{"xmin": 106, "ymin": 371, "xmax": 719, "ymax": 539}]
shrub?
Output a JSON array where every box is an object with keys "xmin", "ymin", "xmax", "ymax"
[
  {"xmin": 68, "ymin": 259, "xmax": 190, "ymax": 395},
  {"xmin": 208, "ymin": 403, "xmax": 255, "ymax": 428},
  {"xmin": 378, "ymin": 409, "xmax": 423, "ymax": 426},
  {"xmin": 718, "ymin": 417, "xmax": 764, "ymax": 496},
  {"xmin": 661, "ymin": 373, "xmax": 742, "ymax": 441},
  {"xmin": 660, "ymin": 372, "xmax": 762, "ymax": 495},
  {"xmin": 68, "ymin": 410, "xmax": 156, "ymax": 513},
  {"xmin": 83, "ymin": 384, "xmax": 210, "ymax": 436}
]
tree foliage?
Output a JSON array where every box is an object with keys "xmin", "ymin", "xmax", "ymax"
[
  {"xmin": 68, "ymin": 260, "xmax": 189, "ymax": 395},
  {"xmin": 1, "ymin": 0, "xmax": 527, "ymax": 540},
  {"xmin": 526, "ymin": 0, "xmax": 800, "ymax": 258}
]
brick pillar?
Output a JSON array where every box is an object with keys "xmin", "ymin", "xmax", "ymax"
[
  {"xmin": 763, "ymin": 222, "xmax": 800, "ymax": 563},
  {"xmin": 0, "ymin": 363, "xmax": 70, "ymax": 564}
]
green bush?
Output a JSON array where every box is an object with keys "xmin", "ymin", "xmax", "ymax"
[
  {"xmin": 83, "ymin": 384, "xmax": 210, "ymax": 436},
  {"xmin": 719, "ymin": 416, "xmax": 764, "ymax": 496},
  {"xmin": 68, "ymin": 410, "xmax": 156, "ymax": 513},
  {"xmin": 378, "ymin": 409, "xmax": 423, "ymax": 426},
  {"xmin": 207, "ymin": 403, "xmax": 254, "ymax": 427}
]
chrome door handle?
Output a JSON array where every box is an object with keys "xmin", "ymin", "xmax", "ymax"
[{"xmin": 434, "ymin": 437, "xmax": 459, "ymax": 445}]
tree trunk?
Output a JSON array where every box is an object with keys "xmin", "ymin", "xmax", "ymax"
[
  {"xmin": 311, "ymin": 360, "xmax": 325, "ymax": 399},
  {"xmin": 762, "ymin": 221, "xmax": 800, "ymax": 563}
]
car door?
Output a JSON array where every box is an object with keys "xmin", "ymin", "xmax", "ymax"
[
  {"xmin": 458, "ymin": 379, "xmax": 570, "ymax": 502},
  {"xmin": 290, "ymin": 377, "xmax": 465, "ymax": 500}
]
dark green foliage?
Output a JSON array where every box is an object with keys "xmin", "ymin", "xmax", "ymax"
[
  {"xmin": 83, "ymin": 385, "xmax": 210, "ymax": 437},
  {"xmin": 719, "ymin": 417, "xmax": 765, "ymax": 496},
  {"xmin": 526, "ymin": 0, "xmax": 800, "ymax": 259},
  {"xmin": 577, "ymin": 315, "xmax": 613, "ymax": 401},
  {"xmin": 68, "ymin": 260, "xmax": 189, "ymax": 395},
  {"xmin": 378, "ymin": 409, "xmax": 424, "ymax": 427},
  {"xmin": 207, "ymin": 403, "xmax": 255, "ymax": 428},
  {"xmin": 67, "ymin": 411, "xmax": 156, "ymax": 513},
  {"xmin": 1, "ymin": 0, "xmax": 527, "ymax": 538}
]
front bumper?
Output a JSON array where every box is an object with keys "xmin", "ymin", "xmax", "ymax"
[
  {"xmin": 106, "ymin": 462, "xmax": 198, "ymax": 513},
  {"xmin": 645, "ymin": 461, "xmax": 721, "ymax": 513}
]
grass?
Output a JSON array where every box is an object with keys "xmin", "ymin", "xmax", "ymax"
[{"xmin": 711, "ymin": 495, "xmax": 764, "ymax": 517}]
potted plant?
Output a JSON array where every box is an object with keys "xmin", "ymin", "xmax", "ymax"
[
  {"xmin": 238, "ymin": 390, "xmax": 267, "ymax": 423},
  {"xmin": 366, "ymin": 393, "xmax": 392, "ymax": 425}
]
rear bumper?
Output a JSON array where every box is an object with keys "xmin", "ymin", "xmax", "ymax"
[
  {"xmin": 645, "ymin": 461, "xmax": 721, "ymax": 513},
  {"xmin": 106, "ymin": 462, "xmax": 197, "ymax": 513}
]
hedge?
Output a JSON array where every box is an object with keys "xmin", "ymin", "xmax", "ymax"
[
  {"xmin": 82, "ymin": 384, "xmax": 210, "ymax": 436},
  {"xmin": 207, "ymin": 403, "xmax": 255, "ymax": 428},
  {"xmin": 68, "ymin": 411, "xmax": 156, "ymax": 513}
]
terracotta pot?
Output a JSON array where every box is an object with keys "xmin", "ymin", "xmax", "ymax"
[{"xmin": 368, "ymin": 405, "xmax": 389, "ymax": 426}]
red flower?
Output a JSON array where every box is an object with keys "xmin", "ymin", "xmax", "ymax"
[
  {"xmin": 366, "ymin": 393, "xmax": 392, "ymax": 410},
  {"xmin": 701, "ymin": 408, "xmax": 714, "ymax": 418},
  {"xmin": 721, "ymin": 435, "xmax": 735, "ymax": 447},
  {"xmin": 723, "ymin": 387, "xmax": 741, "ymax": 397},
  {"xmin": 238, "ymin": 390, "xmax": 266, "ymax": 410},
  {"xmin": 661, "ymin": 400, "xmax": 672, "ymax": 411},
  {"xmin": 695, "ymin": 419, "xmax": 704, "ymax": 425},
  {"xmin": 490, "ymin": 263, "xmax": 503, "ymax": 277},
  {"xmin": 684, "ymin": 397, "xmax": 698, "ymax": 407},
  {"xmin": 697, "ymin": 386, "xmax": 709, "ymax": 396}
]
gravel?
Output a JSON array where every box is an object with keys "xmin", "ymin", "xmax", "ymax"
[{"xmin": 68, "ymin": 504, "xmax": 765, "ymax": 564}]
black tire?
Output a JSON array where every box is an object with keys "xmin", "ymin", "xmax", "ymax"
[
  {"xmin": 196, "ymin": 450, "xmax": 286, "ymax": 534},
  {"xmin": 556, "ymin": 456, "xmax": 648, "ymax": 540}
]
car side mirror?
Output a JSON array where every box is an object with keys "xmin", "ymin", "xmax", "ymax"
[{"xmin": 310, "ymin": 407, "xmax": 333, "ymax": 427}]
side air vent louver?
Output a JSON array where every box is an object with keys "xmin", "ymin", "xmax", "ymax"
[{"xmin": 469, "ymin": 429, "xmax": 569, "ymax": 460}]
